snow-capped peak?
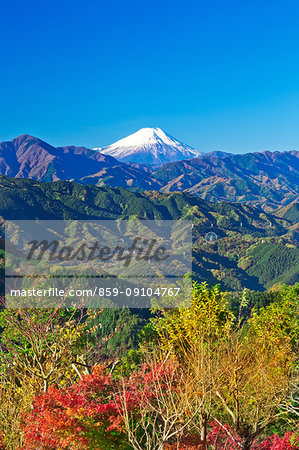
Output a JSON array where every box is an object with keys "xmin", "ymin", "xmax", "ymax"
[
  {"xmin": 94, "ymin": 128, "xmax": 201, "ymax": 165},
  {"xmin": 108, "ymin": 127, "xmax": 180, "ymax": 149}
]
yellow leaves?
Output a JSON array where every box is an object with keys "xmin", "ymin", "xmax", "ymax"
[
  {"xmin": 147, "ymin": 283, "xmax": 298, "ymax": 441},
  {"xmin": 156, "ymin": 283, "xmax": 235, "ymax": 357},
  {"xmin": 248, "ymin": 293, "xmax": 299, "ymax": 351},
  {"xmin": 93, "ymin": 421, "xmax": 102, "ymax": 428}
]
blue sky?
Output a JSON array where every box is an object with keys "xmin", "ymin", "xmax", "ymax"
[{"xmin": 1, "ymin": 0, "xmax": 299, "ymax": 153}]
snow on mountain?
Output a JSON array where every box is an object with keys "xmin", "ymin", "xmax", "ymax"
[{"xmin": 94, "ymin": 128, "xmax": 202, "ymax": 164}]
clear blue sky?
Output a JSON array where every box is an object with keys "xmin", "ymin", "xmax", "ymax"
[{"xmin": 1, "ymin": 0, "xmax": 299, "ymax": 153}]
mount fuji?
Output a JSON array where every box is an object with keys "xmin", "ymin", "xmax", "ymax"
[{"xmin": 94, "ymin": 128, "xmax": 202, "ymax": 165}]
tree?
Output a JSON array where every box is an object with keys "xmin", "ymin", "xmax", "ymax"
[
  {"xmin": 0, "ymin": 306, "xmax": 88, "ymax": 393},
  {"xmin": 117, "ymin": 354, "xmax": 200, "ymax": 450},
  {"xmin": 0, "ymin": 370, "xmax": 33, "ymax": 448},
  {"xmin": 0, "ymin": 303, "xmax": 122, "ymax": 445},
  {"xmin": 207, "ymin": 421, "xmax": 299, "ymax": 449},
  {"xmin": 149, "ymin": 283, "xmax": 298, "ymax": 449},
  {"xmin": 209, "ymin": 291, "xmax": 298, "ymax": 449},
  {"xmin": 150, "ymin": 282, "xmax": 235, "ymax": 443},
  {"xmin": 23, "ymin": 365, "xmax": 129, "ymax": 449}
]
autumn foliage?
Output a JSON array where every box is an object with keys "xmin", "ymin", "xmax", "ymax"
[
  {"xmin": 23, "ymin": 359, "xmax": 185, "ymax": 449},
  {"xmin": 207, "ymin": 422, "xmax": 299, "ymax": 450},
  {"xmin": 0, "ymin": 284, "xmax": 297, "ymax": 449},
  {"xmin": 23, "ymin": 365, "xmax": 124, "ymax": 449}
]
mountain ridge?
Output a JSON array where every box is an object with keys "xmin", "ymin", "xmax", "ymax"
[
  {"xmin": 0, "ymin": 134, "xmax": 161, "ymax": 189},
  {"xmin": 0, "ymin": 133, "xmax": 298, "ymax": 211},
  {"xmin": 153, "ymin": 150, "xmax": 299, "ymax": 211}
]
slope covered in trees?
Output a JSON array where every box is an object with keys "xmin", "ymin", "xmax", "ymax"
[{"xmin": 0, "ymin": 176, "xmax": 297, "ymax": 291}]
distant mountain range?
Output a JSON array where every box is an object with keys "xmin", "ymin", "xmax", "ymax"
[
  {"xmin": 0, "ymin": 131, "xmax": 298, "ymax": 211},
  {"xmin": 153, "ymin": 150, "xmax": 299, "ymax": 211},
  {"xmin": 0, "ymin": 134, "xmax": 160, "ymax": 190}
]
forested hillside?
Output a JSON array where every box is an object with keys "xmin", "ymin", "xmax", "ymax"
[{"xmin": 0, "ymin": 176, "xmax": 297, "ymax": 291}]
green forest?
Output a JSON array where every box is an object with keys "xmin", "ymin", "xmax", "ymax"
[{"xmin": 0, "ymin": 176, "xmax": 298, "ymax": 291}]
